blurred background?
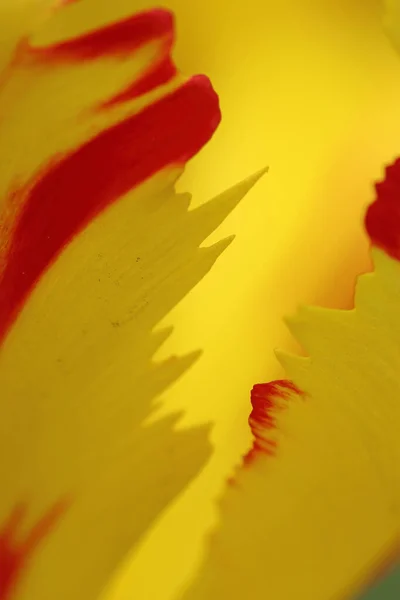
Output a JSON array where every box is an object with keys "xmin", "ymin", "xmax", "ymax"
[{"xmin": 101, "ymin": 1, "xmax": 400, "ymax": 598}]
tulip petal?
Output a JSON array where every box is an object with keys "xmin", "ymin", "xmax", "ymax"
[
  {"xmin": 0, "ymin": 2, "xmax": 264, "ymax": 599},
  {"xmin": 384, "ymin": 0, "xmax": 400, "ymax": 54},
  {"xmin": 182, "ymin": 162, "xmax": 400, "ymax": 600}
]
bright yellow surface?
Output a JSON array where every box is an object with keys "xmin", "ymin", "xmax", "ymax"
[
  {"xmin": 385, "ymin": 0, "xmax": 400, "ymax": 50},
  {"xmin": 2, "ymin": 1, "xmax": 400, "ymax": 599},
  {"xmin": 0, "ymin": 1, "xmax": 262, "ymax": 598},
  {"xmin": 103, "ymin": 2, "xmax": 400, "ymax": 599},
  {"xmin": 182, "ymin": 248, "xmax": 400, "ymax": 600},
  {"xmin": 0, "ymin": 164, "xmax": 261, "ymax": 600}
]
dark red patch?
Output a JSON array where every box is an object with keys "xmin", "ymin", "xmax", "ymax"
[
  {"xmin": 243, "ymin": 380, "xmax": 302, "ymax": 466},
  {"xmin": 365, "ymin": 159, "xmax": 400, "ymax": 261},
  {"xmin": 0, "ymin": 503, "xmax": 65, "ymax": 599},
  {"xmin": 0, "ymin": 75, "xmax": 220, "ymax": 344},
  {"xmin": 25, "ymin": 9, "xmax": 174, "ymax": 63}
]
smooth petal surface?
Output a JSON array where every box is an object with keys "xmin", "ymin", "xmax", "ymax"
[
  {"xmin": 181, "ymin": 163, "xmax": 400, "ymax": 600},
  {"xmin": 0, "ymin": 2, "xmax": 262, "ymax": 599},
  {"xmin": 385, "ymin": 0, "xmax": 400, "ymax": 53},
  {"xmin": 117, "ymin": 4, "xmax": 400, "ymax": 597}
]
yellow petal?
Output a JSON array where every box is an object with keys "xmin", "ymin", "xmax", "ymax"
[
  {"xmin": 182, "ymin": 162, "xmax": 400, "ymax": 600},
  {"xmin": 384, "ymin": 0, "xmax": 400, "ymax": 53},
  {"xmin": 125, "ymin": 4, "xmax": 400, "ymax": 595},
  {"xmin": 0, "ymin": 2, "xmax": 264, "ymax": 599}
]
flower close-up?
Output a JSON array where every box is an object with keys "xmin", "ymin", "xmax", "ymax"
[{"xmin": 0, "ymin": 1, "xmax": 400, "ymax": 600}]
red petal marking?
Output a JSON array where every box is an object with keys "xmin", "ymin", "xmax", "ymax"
[
  {"xmin": 20, "ymin": 9, "xmax": 178, "ymax": 104},
  {"xmin": 0, "ymin": 75, "xmax": 220, "ymax": 345},
  {"xmin": 99, "ymin": 54, "xmax": 177, "ymax": 109},
  {"xmin": 244, "ymin": 380, "xmax": 302, "ymax": 466},
  {"xmin": 0, "ymin": 503, "xmax": 65, "ymax": 599},
  {"xmin": 25, "ymin": 9, "xmax": 174, "ymax": 63},
  {"xmin": 0, "ymin": 6, "xmax": 221, "ymax": 346},
  {"xmin": 365, "ymin": 158, "xmax": 400, "ymax": 261}
]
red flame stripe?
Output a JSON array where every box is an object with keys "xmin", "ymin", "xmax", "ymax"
[
  {"xmin": 244, "ymin": 380, "xmax": 302, "ymax": 466},
  {"xmin": 0, "ymin": 75, "xmax": 220, "ymax": 344},
  {"xmin": 26, "ymin": 9, "xmax": 174, "ymax": 63}
]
